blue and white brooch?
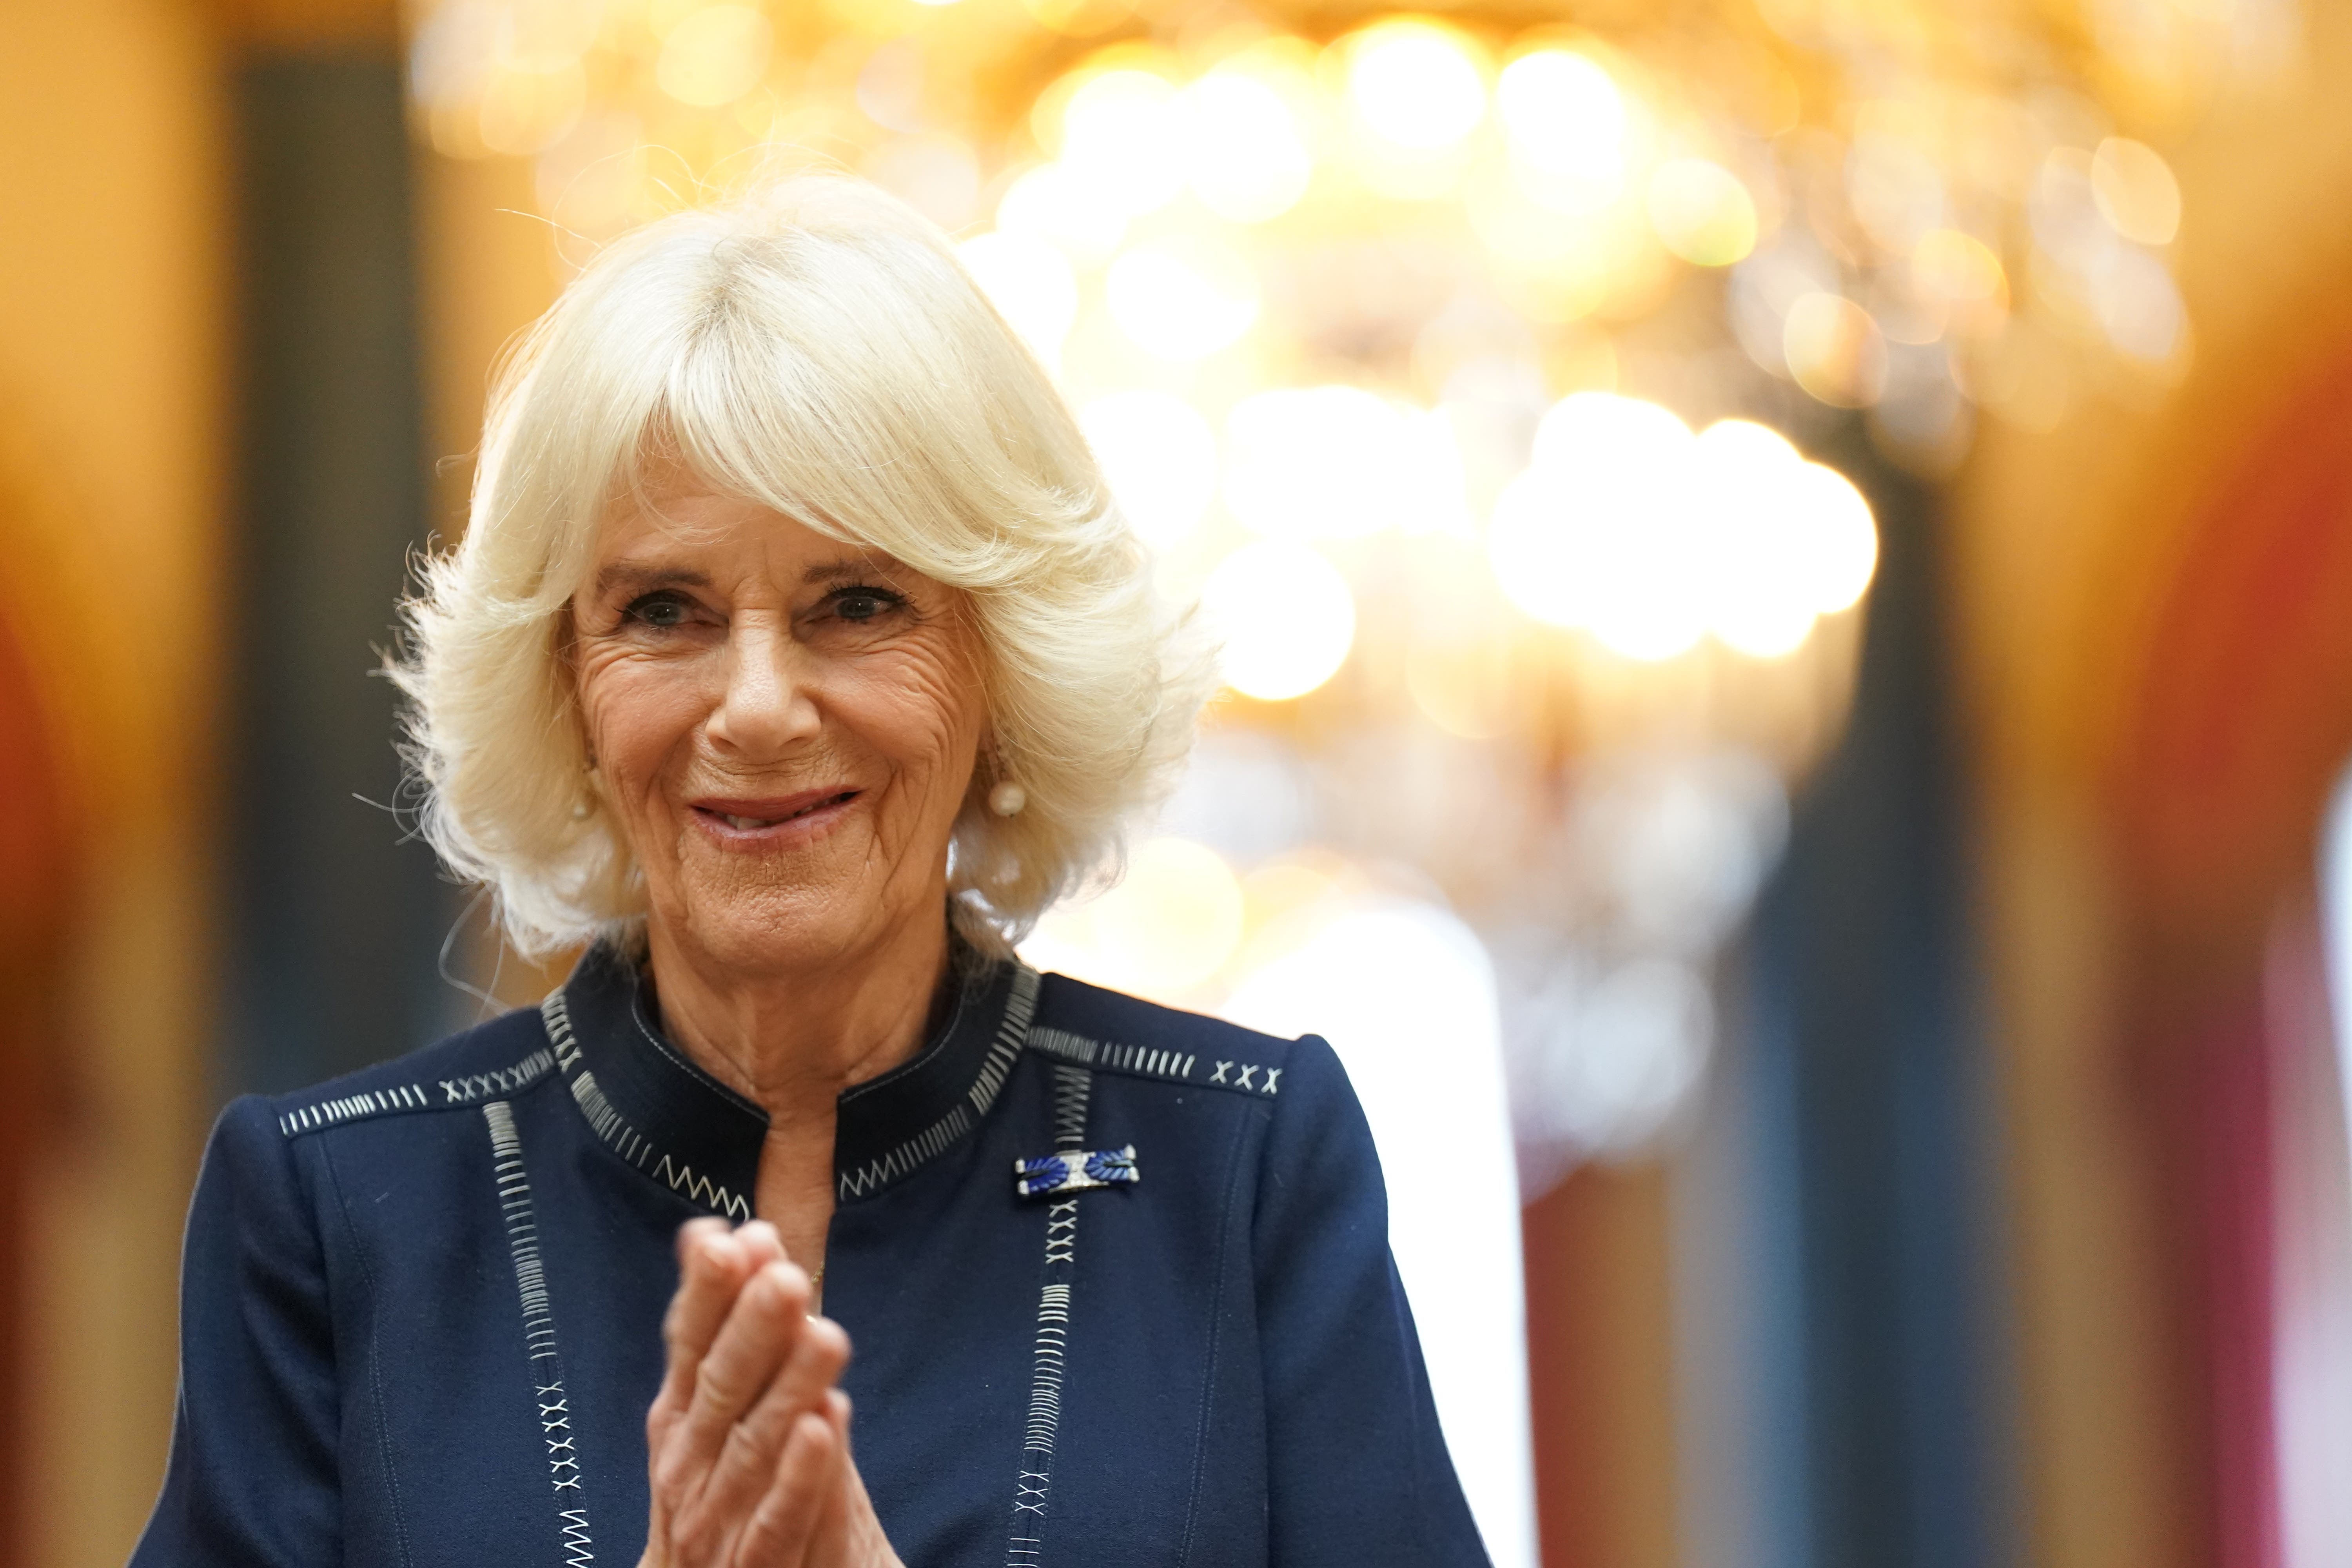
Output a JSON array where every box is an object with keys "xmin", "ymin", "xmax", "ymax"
[{"xmin": 1014, "ymin": 1144, "xmax": 1140, "ymax": 1198}]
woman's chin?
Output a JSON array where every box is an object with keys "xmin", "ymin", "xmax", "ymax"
[{"xmin": 662, "ymin": 866, "xmax": 895, "ymax": 975}]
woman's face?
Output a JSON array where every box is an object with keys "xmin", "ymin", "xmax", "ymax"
[{"xmin": 569, "ymin": 478, "xmax": 987, "ymax": 977}]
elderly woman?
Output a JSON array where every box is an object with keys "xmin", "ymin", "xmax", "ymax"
[{"xmin": 135, "ymin": 178, "xmax": 1487, "ymax": 1568}]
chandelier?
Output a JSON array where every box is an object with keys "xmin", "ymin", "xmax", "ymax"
[{"xmin": 405, "ymin": 0, "xmax": 2288, "ymax": 1183}]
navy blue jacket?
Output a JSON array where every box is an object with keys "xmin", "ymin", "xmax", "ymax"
[{"xmin": 133, "ymin": 947, "xmax": 1489, "ymax": 1567}]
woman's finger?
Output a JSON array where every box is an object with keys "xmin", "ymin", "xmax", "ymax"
[
  {"xmin": 650, "ymin": 1221, "xmax": 746, "ymax": 1456},
  {"xmin": 653, "ymin": 1260, "xmax": 811, "ymax": 1503},
  {"xmin": 654, "ymin": 1222, "xmax": 785, "ymax": 1425},
  {"xmin": 735, "ymin": 1410, "xmax": 843, "ymax": 1568},
  {"xmin": 658, "ymin": 1225, "xmax": 749, "ymax": 1399},
  {"xmin": 795, "ymin": 1392, "xmax": 860, "ymax": 1568},
  {"xmin": 677, "ymin": 1315, "xmax": 849, "ymax": 1543}
]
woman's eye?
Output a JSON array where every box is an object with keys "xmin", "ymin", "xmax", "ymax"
[
  {"xmin": 831, "ymin": 588, "xmax": 900, "ymax": 623},
  {"xmin": 623, "ymin": 592, "xmax": 691, "ymax": 629}
]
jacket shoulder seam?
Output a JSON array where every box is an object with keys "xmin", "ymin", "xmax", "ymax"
[
  {"xmin": 276, "ymin": 1041, "xmax": 560, "ymax": 1139},
  {"xmin": 1025, "ymin": 1025, "xmax": 1287, "ymax": 1099}
]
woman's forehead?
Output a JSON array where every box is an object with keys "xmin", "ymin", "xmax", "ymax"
[{"xmin": 589, "ymin": 495, "xmax": 910, "ymax": 584}]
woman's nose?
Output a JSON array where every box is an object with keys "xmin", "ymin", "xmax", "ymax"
[{"xmin": 709, "ymin": 625, "xmax": 818, "ymax": 758}]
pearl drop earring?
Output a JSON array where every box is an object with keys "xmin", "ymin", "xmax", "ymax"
[{"xmin": 989, "ymin": 780, "xmax": 1027, "ymax": 817}]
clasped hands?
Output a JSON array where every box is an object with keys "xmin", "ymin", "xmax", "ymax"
[{"xmin": 639, "ymin": 1218, "xmax": 902, "ymax": 1568}]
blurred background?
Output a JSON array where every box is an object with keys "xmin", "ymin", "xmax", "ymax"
[{"xmin": 6, "ymin": 0, "xmax": 2352, "ymax": 1562}]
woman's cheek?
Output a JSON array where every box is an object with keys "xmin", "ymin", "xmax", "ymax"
[
  {"xmin": 858, "ymin": 638, "xmax": 984, "ymax": 759},
  {"xmin": 581, "ymin": 652, "xmax": 706, "ymax": 777}
]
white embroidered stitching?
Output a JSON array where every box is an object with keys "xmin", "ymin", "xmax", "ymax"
[
  {"xmin": 1002, "ymin": 1065, "xmax": 1089, "ymax": 1566},
  {"xmin": 482, "ymin": 1101, "xmax": 597, "ymax": 1565},
  {"xmin": 276, "ymin": 1082, "xmax": 431, "ymax": 1137},
  {"xmin": 968, "ymin": 966, "xmax": 1041, "ymax": 1115},
  {"xmin": 440, "ymin": 1047, "xmax": 555, "ymax": 1105},
  {"xmin": 837, "ymin": 967, "xmax": 1040, "ymax": 1202},
  {"xmin": 541, "ymin": 989, "xmax": 581, "ymax": 1071},
  {"xmin": 1024, "ymin": 1025, "xmax": 1099, "ymax": 1066},
  {"xmin": 553, "ymin": 1037, "xmax": 753, "ymax": 1223},
  {"xmin": 1040, "ymin": 1031, "xmax": 1285, "ymax": 1095}
]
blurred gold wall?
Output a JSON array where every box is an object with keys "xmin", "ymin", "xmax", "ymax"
[
  {"xmin": 0, "ymin": 0, "xmax": 227, "ymax": 1562},
  {"xmin": 1959, "ymin": 2, "xmax": 2352, "ymax": 1563}
]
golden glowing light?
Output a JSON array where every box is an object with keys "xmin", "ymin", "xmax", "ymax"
[
  {"xmin": 1344, "ymin": 21, "xmax": 1488, "ymax": 152},
  {"xmin": 1078, "ymin": 391, "xmax": 1220, "ymax": 550},
  {"xmin": 1222, "ymin": 389, "xmax": 1473, "ymax": 541},
  {"xmin": 655, "ymin": 5, "xmax": 772, "ymax": 108},
  {"xmin": 1202, "ymin": 540, "xmax": 1357, "ymax": 701},
  {"xmin": 1180, "ymin": 69, "xmax": 1315, "ymax": 224},
  {"xmin": 1489, "ymin": 396, "xmax": 1877, "ymax": 662},
  {"xmin": 1782, "ymin": 293, "xmax": 1888, "ymax": 408},
  {"xmin": 1018, "ymin": 0, "xmax": 1131, "ymax": 38},
  {"xmin": 1490, "ymin": 395, "xmax": 1705, "ymax": 659},
  {"xmin": 2095, "ymin": 247, "xmax": 2188, "ymax": 365},
  {"xmin": 1094, "ymin": 837, "xmax": 1246, "ymax": 995},
  {"xmin": 1225, "ymin": 387, "xmax": 1399, "ymax": 541},
  {"xmin": 499, "ymin": 0, "xmax": 603, "ymax": 70},
  {"xmin": 1788, "ymin": 463, "xmax": 1880, "ymax": 614},
  {"xmin": 2090, "ymin": 137, "xmax": 2181, "ymax": 246},
  {"xmin": 478, "ymin": 62, "xmax": 586, "ymax": 155},
  {"xmin": 1688, "ymin": 422, "xmax": 1818, "ymax": 658},
  {"xmin": 1058, "ymin": 69, "xmax": 1186, "ymax": 218},
  {"xmin": 1646, "ymin": 159, "xmax": 1758, "ymax": 267},
  {"xmin": 1497, "ymin": 49, "xmax": 1626, "ymax": 208},
  {"xmin": 1105, "ymin": 236, "xmax": 1259, "ymax": 360},
  {"xmin": 1025, "ymin": 837, "xmax": 1245, "ymax": 1000},
  {"xmin": 1912, "ymin": 229, "xmax": 2007, "ymax": 306},
  {"xmin": 957, "ymin": 231, "xmax": 1079, "ymax": 366},
  {"xmin": 1846, "ymin": 131, "xmax": 1947, "ymax": 255},
  {"xmin": 1528, "ymin": 389, "xmax": 1690, "ymax": 475},
  {"xmin": 995, "ymin": 162, "xmax": 1128, "ymax": 265}
]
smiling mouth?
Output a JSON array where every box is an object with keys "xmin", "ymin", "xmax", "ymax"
[{"xmin": 691, "ymin": 790, "xmax": 861, "ymax": 833}]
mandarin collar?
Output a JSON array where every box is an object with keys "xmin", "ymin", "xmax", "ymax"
[{"xmin": 539, "ymin": 944, "xmax": 1039, "ymax": 1218}]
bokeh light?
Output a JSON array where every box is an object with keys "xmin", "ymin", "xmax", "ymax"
[
  {"xmin": 2091, "ymin": 137, "xmax": 2183, "ymax": 246},
  {"xmin": 957, "ymin": 231, "xmax": 1078, "ymax": 366},
  {"xmin": 655, "ymin": 5, "xmax": 772, "ymax": 108},
  {"xmin": 1025, "ymin": 836, "xmax": 1244, "ymax": 1001},
  {"xmin": 1488, "ymin": 394, "xmax": 1878, "ymax": 660},
  {"xmin": 1079, "ymin": 390, "xmax": 1219, "ymax": 550},
  {"xmin": 995, "ymin": 161, "xmax": 1128, "ymax": 265},
  {"xmin": 1105, "ymin": 236, "xmax": 1259, "ymax": 360},
  {"xmin": 1058, "ymin": 69, "xmax": 1187, "ymax": 218},
  {"xmin": 1201, "ymin": 540, "xmax": 1357, "ymax": 701},
  {"xmin": 1344, "ymin": 20, "xmax": 1488, "ymax": 153},
  {"xmin": 1224, "ymin": 386, "xmax": 1412, "ymax": 541},
  {"xmin": 1497, "ymin": 49, "xmax": 1629, "ymax": 214},
  {"xmin": 1784, "ymin": 292, "xmax": 1889, "ymax": 408},
  {"xmin": 1646, "ymin": 158, "xmax": 1758, "ymax": 267},
  {"xmin": 1180, "ymin": 67, "xmax": 1314, "ymax": 224}
]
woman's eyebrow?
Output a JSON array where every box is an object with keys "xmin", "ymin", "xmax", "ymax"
[
  {"xmin": 802, "ymin": 555, "xmax": 898, "ymax": 586},
  {"xmin": 594, "ymin": 563, "xmax": 710, "ymax": 596}
]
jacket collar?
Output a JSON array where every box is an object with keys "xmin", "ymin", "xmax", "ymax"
[{"xmin": 540, "ymin": 943, "xmax": 1039, "ymax": 1217}]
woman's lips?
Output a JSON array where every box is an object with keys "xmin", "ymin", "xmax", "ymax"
[{"xmin": 686, "ymin": 789, "xmax": 862, "ymax": 845}]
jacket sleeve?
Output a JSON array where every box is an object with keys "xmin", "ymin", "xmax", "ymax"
[
  {"xmin": 1251, "ymin": 1035, "xmax": 1492, "ymax": 1568},
  {"xmin": 132, "ymin": 1094, "xmax": 341, "ymax": 1566}
]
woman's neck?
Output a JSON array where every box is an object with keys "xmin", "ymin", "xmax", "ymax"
[
  {"xmin": 642, "ymin": 911, "xmax": 954, "ymax": 1141},
  {"xmin": 643, "ymin": 910, "xmax": 955, "ymax": 1272}
]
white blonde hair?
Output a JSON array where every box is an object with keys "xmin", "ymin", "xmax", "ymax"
[{"xmin": 393, "ymin": 176, "xmax": 1209, "ymax": 960}]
